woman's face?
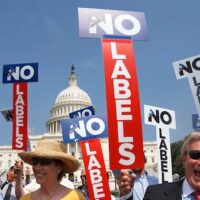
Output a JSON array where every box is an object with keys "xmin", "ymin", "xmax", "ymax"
[{"xmin": 32, "ymin": 158, "xmax": 61, "ymax": 185}]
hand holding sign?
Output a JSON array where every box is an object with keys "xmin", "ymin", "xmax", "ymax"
[{"xmin": 115, "ymin": 170, "xmax": 136, "ymax": 197}]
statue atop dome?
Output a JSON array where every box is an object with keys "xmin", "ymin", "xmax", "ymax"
[
  {"xmin": 69, "ymin": 65, "xmax": 77, "ymax": 86},
  {"xmin": 71, "ymin": 64, "xmax": 75, "ymax": 74}
]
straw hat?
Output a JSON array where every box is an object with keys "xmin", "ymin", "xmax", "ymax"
[{"xmin": 18, "ymin": 139, "xmax": 80, "ymax": 173}]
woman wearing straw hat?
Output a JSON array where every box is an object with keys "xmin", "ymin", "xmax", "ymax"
[{"xmin": 17, "ymin": 139, "xmax": 85, "ymax": 200}]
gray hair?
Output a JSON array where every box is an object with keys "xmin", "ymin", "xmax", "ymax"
[{"xmin": 181, "ymin": 131, "xmax": 200, "ymax": 159}]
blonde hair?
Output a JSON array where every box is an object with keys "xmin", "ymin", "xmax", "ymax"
[{"xmin": 181, "ymin": 131, "xmax": 200, "ymax": 159}]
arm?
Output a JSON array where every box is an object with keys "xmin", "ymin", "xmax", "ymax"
[{"xmin": 14, "ymin": 160, "xmax": 26, "ymax": 199}]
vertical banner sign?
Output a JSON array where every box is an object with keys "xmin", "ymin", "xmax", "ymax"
[
  {"xmin": 144, "ymin": 105, "xmax": 176, "ymax": 183},
  {"xmin": 173, "ymin": 55, "xmax": 200, "ymax": 129},
  {"xmin": 13, "ymin": 83, "xmax": 28, "ymax": 150},
  {"xmin": 102, "ymin": 38, "xmax": 144, "ymax": 169},
  {"xmin": 68, "ymin": 106, "xmax": 111, "ymax": 200},
  {"xmin": 80, "ymin": 139, "xmax": 111, "ymax": 200},
  {"xmin": 3, "ymin": 62, "xmax": 38, "ymax": 149}
]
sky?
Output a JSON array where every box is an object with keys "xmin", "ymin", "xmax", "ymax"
[{"xmin": 0, "ymin": 0, "xmax": 199, "ymax": 145}]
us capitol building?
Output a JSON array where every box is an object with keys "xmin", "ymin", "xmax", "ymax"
[{"xmin": 0, "ymin": 66, "xmax": 157, "ymax": 188}]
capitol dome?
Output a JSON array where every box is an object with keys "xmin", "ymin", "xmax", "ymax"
[
  {"xmin": 46, "ymin": 65, "xmax": 93, "ymax": 133},
  {"xmin": 55, "ymin": 82, "xmax": 92, "ymax": 105}
]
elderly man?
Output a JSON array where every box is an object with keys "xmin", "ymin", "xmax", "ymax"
[
  {"xmin": 143, "ymin": 131, "xmax": 200, "ymax": 200},
  {"xmin": 116, "ymin": 131, "xmax": 200, "ymax": 200}
]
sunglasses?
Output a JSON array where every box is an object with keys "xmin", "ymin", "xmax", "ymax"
[
  {"xmin": 188, "ymin": 150, "xmax": 200, "ymax": 160},
  {"xmin": 32, "ymin": 157, "xmax": 53, "ymax": 166}
]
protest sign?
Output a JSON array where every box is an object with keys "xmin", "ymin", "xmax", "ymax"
[
  {"xmin": 173, "ymin": 55, "xmax": 200, "ymax": 127},
  {"xmin": 68, "ymin": 107, "xmax": 111, "ymax": 200},
  {"xmin": 3, "ymin": 63, "xmax": 38, "ymax": 83},
  {"xmin": 61, "ymin": 115, "xmax": 108, "ymax": 143},
  {"xmin": 12, "ymin": 83, "xmax": 28, "ymax": 150},
  {"xmin": 102, "ymin": 38, "xmax": 144, "ymax": 169},
  {"xmin": 78, "ymin": 7, "xmax": 147, "ymax": 40},
  {"xmin": 144, "ymin": 105, "xmax": 176, "ymax": 183}
]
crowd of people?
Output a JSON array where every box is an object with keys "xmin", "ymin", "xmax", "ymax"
[{"xmin": 0, "ymin": 131, "xmax": 199, "ymax": 200}]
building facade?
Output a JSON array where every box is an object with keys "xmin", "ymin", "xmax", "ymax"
[{"xmin": 0, "ymin": 66, "xmax": 158, "ymax": 189}]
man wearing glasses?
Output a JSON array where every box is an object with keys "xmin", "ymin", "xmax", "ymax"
[
  {"xmin": 143, "ymin": 131, "xmax": 200, "ymax": 200},
  {"xmin": 117, "ymin": 131, "xmax": 200, "ymax": 200}
]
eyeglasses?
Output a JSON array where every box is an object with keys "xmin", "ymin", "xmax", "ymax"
[
  {"xmin": 32, "ymin": 157, "xmax": 53, "ymax": 166},
  {"xmin": 188, "ymin": 150, "xmax": 200, "ymax": 160}
]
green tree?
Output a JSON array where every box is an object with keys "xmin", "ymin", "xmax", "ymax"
[{"xmin": 171, "ymin": 139, "xmax": 185, "ymax": 178}]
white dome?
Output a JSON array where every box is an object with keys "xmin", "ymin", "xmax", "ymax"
[{"xmin": 55, "ymin": 85, "xmax": 92, "ymax": 105}]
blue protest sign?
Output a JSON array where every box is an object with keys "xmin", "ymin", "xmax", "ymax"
[
  {"xmin": 3, "ymin": 63, "xmax": 38, "ymax": 83},
  {"xmin": 61, "ymin": 115, "xmax": 108, "ymax": 143},
  {"xmin": 192, "ymin": 114, "xmax": 200, "ymax": 131},
  {"xmin": 69, "ymin": 106, "xmax": 95, "ymax": 118}
]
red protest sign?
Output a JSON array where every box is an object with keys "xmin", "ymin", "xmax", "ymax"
[
  {"xmin": 80, "ymin": 139, "xmax": 111, "ymax": 200},
  {"xmin": 102, "ymin": 38, "xmax": 144, "ymax": 169},
  {"xmin": 12, "ymin": 83, "xmax": 28, "ymax": 150}
]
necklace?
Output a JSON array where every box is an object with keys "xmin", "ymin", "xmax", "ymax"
[{"xmin": 38, "ymin": 183, "xmax": 60, "ymax": 200}]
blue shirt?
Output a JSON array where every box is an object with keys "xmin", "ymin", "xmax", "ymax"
[
  {"xmin": 0, "ymin": 190, "xmax": 3, "ymax": 200},
  {"xmin": 182, "ymin": 178, "xmax": 196, "ymax": 200},
  {"xmin": 133, "ymin": 173, "xmax": 158, "ymax": 200}
]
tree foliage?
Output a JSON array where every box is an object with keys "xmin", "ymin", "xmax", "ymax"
[{"xmin": 171, "ymin": 139, "xmax": 185, "ymax": 178}]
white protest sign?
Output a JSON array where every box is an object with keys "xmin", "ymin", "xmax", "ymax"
[
  {"xmin": 144, "ymin": 105, "xmax": 176, "ymax": 183},
  {"xmin": 173, "ymin": 55, "xmax": 200, "ymax": 121}
]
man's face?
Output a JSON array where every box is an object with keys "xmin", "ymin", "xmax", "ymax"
[
  {"xmin": 7, "ymin": 168, "xmax": 15, "ymax": 182},
  {"xmin": 183, "ymin": 140, "xmax": 200, "ymax": 190}
]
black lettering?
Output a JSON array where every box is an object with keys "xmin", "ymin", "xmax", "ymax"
[
  {"xmin": 6, "ymin": 111, "xmax": 13, "ymax": 121},
  {"xmin": 196, "ymin": 85, "xmax": 200, "ymax": 97},
  {"xmin": 179, "ymin": 62, "xmax": 192, "ymax": 76},
  {"xmin": 161, "ymin": 160, "xmax": 168, "ymax": 172},
  {"xmin": 148, "ymin": 109, "xmax": 159, "ymax": 123},
  {"xmin": 192, "ymin": 57, "xmax": 200, "ymax": 70},
  {"xmin": 160, "ymin": 111, "xmax": 172, "ymax": 125},
  {"xmin": 161, "ymin": 171, "xmax": 168, "ymax": 183},
  {"xmin": 198, "ymin": 96, "xmax": 200, "ymax": 104},
  {"xmin": 193, "ymin": 77, "xmax": 200, "ymax": 86},
  {"xmin": 159, "ymin": 139, "xmax": 168, "ymax": 150},
  {"xmin": 160, "ymin": 149, "xmax": 167, "ymax": 160},
  {"xmin": 159, "ymin": 128, "xmax": 166, "ymax": 139}
]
